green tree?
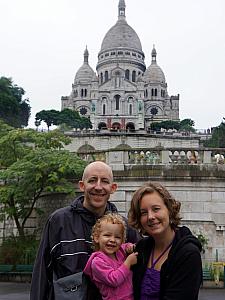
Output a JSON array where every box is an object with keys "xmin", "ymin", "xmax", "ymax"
[
  {"xmin": 80, "ymin": 116, "xmax": 92, "ymax": 130},
  {"xmin": 0, "ymin": 127, "xmax": 87, "ymax": 238},
  {"xmin": 36, "ymin": 108, "xmax": 93, "ymax": 131},
  {"xmin": 0, "ymin": 127, "xmax": 37, "ymax": 168},
  {"xmin": 59, "ymin": 108, "xmax": 81, "ymax": 129},
  {"xmin": 150, "ymin": 119, "xmax": 195, "ymax": 133},
  {"xmin": 35, "ymin": 109, "xmax": 60, "ymax": 131},
  {"xmin": 150, "ymin": 120, "xmax": 180, "ymax": 131},
  {"xmin": 204, "ymin": 118, "xmax": 225, "ymax": 148},
  {"xmin": 0, "ymin": 77, "xmax": 31, "ymax": 127},
  {"xmin": 180, "ymin": 118, "xmax": 195, "ymax": 133}
]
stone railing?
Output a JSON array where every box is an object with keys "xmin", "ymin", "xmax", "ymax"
[
  {"xmin": 128, "ymin": 150, "xmax": 161, "ymax": 164},
  {"xmin": 127, "ymin": 148, "xmax": 225, "ymax": 165},
  {"xmin": 78, "ymin": 147, "xmax": 225, "ymax": 167}
]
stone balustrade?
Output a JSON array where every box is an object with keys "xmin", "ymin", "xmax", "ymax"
[
  {"xmin": 127, "ymin": 148, "xmax": 225, "ymax": 165},
  {"xmin": 78, "ymin": 147, "xmax": 225, "ymax": 167}
]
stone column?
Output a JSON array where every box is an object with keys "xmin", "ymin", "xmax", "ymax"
[
  {"xmin": 161, "ymin": 150, "xmax": 170, "ymax": 164},
  {"xmin": 106, "ymin": 150, "xmax": 128, "ymax": 170},
  {"xmin": 203, "ymin": 150, "xmax": 212, "ymax": 164}
]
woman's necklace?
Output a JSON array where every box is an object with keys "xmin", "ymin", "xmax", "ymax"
[{"xmin": 151, "ymin": 238, "xmax": 174, "ymax": 269}]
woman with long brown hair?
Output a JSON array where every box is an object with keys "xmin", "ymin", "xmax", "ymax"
[{"xmin": 128, "ymin": 182, "xmax": 202, "ymax": 300}]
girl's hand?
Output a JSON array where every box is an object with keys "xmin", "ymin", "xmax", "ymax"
[
  {"xmin": 125, "ymin": 243, "xmax": 135, "ymax": 255},
  {"xmin": 124, "ymin": 252, "xmax": 138, "ymax": 269}
]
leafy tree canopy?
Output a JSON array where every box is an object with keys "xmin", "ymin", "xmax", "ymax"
[
  {"xmin": 35, "ymin": 108, "xmax": 92, "ymax": 130},
  {"xmin": 179, "ymin": 118, "xmax": 195, "ymax": 132},
  {"xmin": 35, "ymin": 109, "xmax": 60, "ymax": 130},
  {"xmin": 0, "ymin": 125, "xmax": 87, "ymax": 237},
  {"xmin": 59, "ymin": 108, "xmax": 80, "ymax": 127},
  {"xmin": 80, "ymin": 116, "xmax": 92, "ymax": 130},
  {"xmin": 204, "ymin": 118, "xmax": 225, "ymax": 148},
  {"xmin": 150, "ymin": 119, "xmax": 195, "ymax": 133},
  {"xmin": 0, "ymin": 77, "xmax": 31, "ymax": 127},
  {"xmin": 0, "ymin": 127, "xmax": 71, "ymax": 168}
]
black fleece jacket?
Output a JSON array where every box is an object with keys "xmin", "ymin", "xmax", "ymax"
[
  {"xmin": 30, "ymin": 195, "xmax": 140, "ymax": 300},
  {"xmin": 132, "ymin": 226, "xmax": 202, "ymax": 300}
]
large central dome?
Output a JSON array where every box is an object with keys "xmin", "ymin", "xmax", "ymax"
[
  {"xmin": 100, "ymin": 18, "xmax": 142, "ymax": 52},
  {"xmin": 100, "ymin": 0, "xmax": 142, "ymax": 53}
]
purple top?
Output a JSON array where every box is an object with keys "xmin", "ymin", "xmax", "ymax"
[
  {"xmin": 140, "ymin": 267, "xmax": 160, "ymax": 300},
  {"xmin": 140, "ymin": 240, "xmax": 174, "ymax": 300}
]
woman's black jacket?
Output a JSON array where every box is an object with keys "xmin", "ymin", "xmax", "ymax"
[{"xmin": 132, "ymin": 226, "xmax": 202, "ymax": 300}]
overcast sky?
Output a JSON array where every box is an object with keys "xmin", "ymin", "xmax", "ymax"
[{"xmin": 1, "ymin": 0, "xmax": 225, "ymax": 130}]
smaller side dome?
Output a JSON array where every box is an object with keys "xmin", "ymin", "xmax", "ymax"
[
  {"xmin": 74, "ymin": 47, "xmax": 95, "ymax": 84},
  {"xmin": 144, "ymin": 46, "xmax": 166, "ymax": 84}
]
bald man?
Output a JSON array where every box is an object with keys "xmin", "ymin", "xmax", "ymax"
[{"xmin": 31, "ymin": 161, "xmax": 140, "ymax": 300}]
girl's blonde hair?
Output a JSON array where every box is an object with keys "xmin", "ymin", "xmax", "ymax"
[{"xmin": 91, "ymin": 213, "xmax": 126, "ymax": 251}]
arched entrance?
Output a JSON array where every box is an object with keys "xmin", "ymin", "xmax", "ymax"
[
  {"xmin": 111, "ymin": 122, "xmax": 121, "ymax": 131},
  {"xmin": 98, "ymin": 122, "xmax": 107, "ymax": 130},
  {"xmin": 126, "ymin": 122, "xmax": 135, "ymax": 132}
]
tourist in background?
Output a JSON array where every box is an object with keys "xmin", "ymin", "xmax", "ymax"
[{"xmin": 128, "ymin": 182, "xmax": 202, "ymax": 300}]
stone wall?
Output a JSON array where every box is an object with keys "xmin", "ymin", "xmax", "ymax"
[
  {"xmin": 64, "ymin": 131, "xmax": 200, "ymax": 152},
  {"xmin": 110, "ymin": 164, "xmax": 225, "ymax": 262}
]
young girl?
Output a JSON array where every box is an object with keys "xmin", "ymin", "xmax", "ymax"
[{"xmin": 84, "ymin": 213, "xmax": 138, "ymax": 300}]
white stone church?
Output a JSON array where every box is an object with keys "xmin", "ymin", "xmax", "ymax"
[{"xmin": 61, "ymin": 0, "xmax": 179, "ymax": 131}]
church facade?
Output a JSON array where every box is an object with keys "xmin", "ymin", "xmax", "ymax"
[{"xmin": 61, "ymin": 0, "xmax": 179, "ymax": 131}]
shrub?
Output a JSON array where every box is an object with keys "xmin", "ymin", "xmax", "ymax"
[
  {"xmin": 0, "ymin": 235, "xmax": 39, "ymax": 265},
  {"xmin": 195, "ymin": 232, "xmax": 208, "ymax": 253}
]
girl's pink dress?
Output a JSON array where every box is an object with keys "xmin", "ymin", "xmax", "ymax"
[{"xmin": 84, "ymin": 243, "xmax": 133, "ymax": 300}]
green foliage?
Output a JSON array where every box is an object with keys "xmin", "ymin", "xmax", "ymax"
[
  {"xmin": 35, "ymin": 108, "xmax": 92, "ymax": 130},
  {"xmin": 0, "ymin": 119, "xmax": 13, "ymax": 138},
  {"xmin": 59, "ymin": 108, "xmax": 80, "ymax": 128},
  {"xmin": 150, "ymin": 119, "xmax": 195, "ymax": 132},
  {"xmin": 0, "ymin": 126, "xmax": 87, "ymax": 237},
  {"xmin": 0, "ymin": 77, "xmax": 31, "ymax": 127},
  {"xmin": 204, "ymin": 118, "xmax": 225, "ymax": 148},
  {"xmin": 195, "ymin": 232, "xmax": 208, "ymax": 254},
  {"xmin": 0, "ymin": 127, "xmax": 72, "ymax": 168},
  {"xmin": 33, "ymin": 129, "xmax": 71, "ymax": 149},
  {"xmin": 0, "ymin": 235, "xmax": 39, "ymax": 265},
  {"xmin": 180, "ymin": 118, "xmax": 196, "ymax": 132},
  {"xmin": 35, "ymin": 109, "xmax": 60, "ymax": 130},
  {"xmin": 0, "ymin": 128, "xmax": 37, "ymax": 168},
  {"xmin": 80, "ymin": 116, "xmax": 92, "ymax": 130}
]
